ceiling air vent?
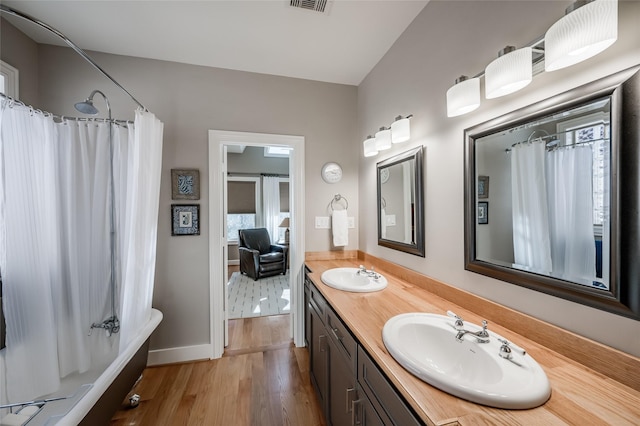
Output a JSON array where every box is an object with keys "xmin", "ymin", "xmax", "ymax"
[{"xmin": 289, "ymin": 0, "xmax": 329, "ymax": 13}]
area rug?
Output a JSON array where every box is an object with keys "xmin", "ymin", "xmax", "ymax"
[{"xmin": 227, "ymin": 271, "xmax": 290, "ymax": 319}]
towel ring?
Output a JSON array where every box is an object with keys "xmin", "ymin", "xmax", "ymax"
[{"xmin": 329, "ymin": 194, "xmax": 348, "ymax": 211}]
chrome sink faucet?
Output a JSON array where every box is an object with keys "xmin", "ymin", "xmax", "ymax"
[
  {"xmin": 357, "ymin": 265, "xmax": 380, "ymax": 279},
  {"xmin": 447, "ymin": 311, "xmax": 490, "ymax": 344}
]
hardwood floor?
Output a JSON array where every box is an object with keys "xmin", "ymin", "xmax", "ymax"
[{"xmin": 110, "ymin": 314, "xmax": 325, "ymax": 426}]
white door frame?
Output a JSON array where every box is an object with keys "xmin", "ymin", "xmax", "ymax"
[{"xmin": 208, "ymin": 130, "xmax": 305, "ymax": 359}]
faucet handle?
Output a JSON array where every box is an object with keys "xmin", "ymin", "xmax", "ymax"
[
  {"xmin": 497, "ymin": 338, "xmax": 526, "ymax": 357},
  {"xmin": 447, "ymin": 311, "xmax": 465, "ymax": 330},
  {"xmin": 479, "ymin": 320, "xmax": 489, "ymax": 337}
]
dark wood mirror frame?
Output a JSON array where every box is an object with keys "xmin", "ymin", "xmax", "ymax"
[
  {"xmin": 464, "ymin": 66, "xmax": 640, "ymax": 321},
  {"xmin": 377, "ymin": 146, "xmax": 425, "ymax": 257}
]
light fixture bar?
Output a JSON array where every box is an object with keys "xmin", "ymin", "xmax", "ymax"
[
  {"xmin": 363, "ymin": 114, "xmax": 414, "ymax": 157},
  {"xmin": 447, "ymin": 0, "xmax": 618, "ymax": 117}
]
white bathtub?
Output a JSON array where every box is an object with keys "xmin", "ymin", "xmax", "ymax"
[{"xmin": 1, "ymin": 308, "xmax": 162, "ymax": 426}]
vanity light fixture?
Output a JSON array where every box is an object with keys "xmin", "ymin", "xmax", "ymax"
[
  {"xmin": 363, "ymin": 135, "xmax": 378, "ymax": 157},
  {"xmin": 363, "ymin": 113, "xmax": 415, "ymax": 157},
  {"xmin": 446, "ymin": 76, "xmax": 481, "ymax": 117},
  {"xmin": 545, "ymin": 0, "xmax": 618, "ymax": 72},
  {"xmin": 375, "ymin": 126, "xmax": 392, "ymax": 151},
  {"xmin": 391, "ymin": 114, "xmax": 413, "ymax": 144},
  {"xmin": 485, "ymin": 46, "xmax": 533, "ymax": 99},
  {"xmin": 446, "ymin": 0, "xmax": 618, "ymax": 117}
]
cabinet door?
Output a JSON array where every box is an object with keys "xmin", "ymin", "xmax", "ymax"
[
  {"xmin": 304, "ymin": 280, "xmax": 311, "ymax": 347},
  {"xmin": 357, "ymin": 346, "xmax": 422, "ymax": 426},
  {"xmin": 328, "ymin": 335, "xmax": 357, "ymax": 426},
  {"xmin": 358, "ymin": 393, "xmax": 385, "ymax": 426},
  {"xmin": 309, "ymin": 302, "xmax": 328, "ymax": 414}
]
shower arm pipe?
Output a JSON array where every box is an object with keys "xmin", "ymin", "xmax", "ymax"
[{"xmin": 0, "ymin": 4, "xmax": 147, "ymax": 111}]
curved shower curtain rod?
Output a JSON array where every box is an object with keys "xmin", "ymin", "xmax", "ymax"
[{"xmin": 0, "ymin": 4, "xmax": 147, "ymax": 111}]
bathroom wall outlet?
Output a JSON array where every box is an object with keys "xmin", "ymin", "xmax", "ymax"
[
  {"xmin": 348, "ymin": 217, "xmax": 355, "ymax": 228},
  {"xmin": 315, "ymin": 216, "xmax": 330, "ymax": 229},
  {"xmin": 385, "ymin": 215, "xmax": 396, "ymax": 226}
]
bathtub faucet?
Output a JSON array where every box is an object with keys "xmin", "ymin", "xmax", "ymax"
[{"xmin": 90, "ymin": 315, "xmax": 120, "ymax": 337}]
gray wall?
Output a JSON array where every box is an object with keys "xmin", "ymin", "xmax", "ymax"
[
  {"xmin": 0, "ymin": 17, "xmax": 39, "ymax": 105},
  {"xmin": 228, "ymin": 146, "xmax": 289, "ymax": 175},
  {"xmin": 1, "ymin": 24, "xmax": 358, "ymax": 351},
  {"xmin": 358, "ymin": 0, "xmax": 640, "ymax": 357}
]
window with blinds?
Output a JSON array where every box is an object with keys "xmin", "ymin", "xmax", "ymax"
[{"xmin": 227, "ymin": 179, "xmax": 259, "ymax": 241}]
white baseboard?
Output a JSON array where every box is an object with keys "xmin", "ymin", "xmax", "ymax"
[{"xmin": 147, "ymin": 343, "xmax": 212, "ymax": 366}]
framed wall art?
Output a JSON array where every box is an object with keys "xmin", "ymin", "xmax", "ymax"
[
  {"xmin": 477, "ymin": 175, "xmax": 489, "ymax": 199},
  {"xmin": 478, "ymin": 201, "xmax": 489, "ymax": 225},
  {"xmin": 172, "ymin": 169, "xmax": 200, "ymax": 200},
  {"xmin": 171, "ymin": 204, "xmax": 200, "ymax": 236}
]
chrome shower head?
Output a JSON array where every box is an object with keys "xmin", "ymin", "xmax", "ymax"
[
  {"xmin": 74, "ymin": 98, "xmax": 99, "ymax": 115},
  {"xmin": 74, "ymin": 89, "xmax": 110, "ymax": 118}
]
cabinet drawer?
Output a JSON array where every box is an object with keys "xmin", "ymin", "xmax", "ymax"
[
  {"xmin": 358, "ymin": 346, "xmax": 422, "ymax": 426},
  {"xmin": 327, "ymin": 308, "xmax": 357, "ymax": 372}
]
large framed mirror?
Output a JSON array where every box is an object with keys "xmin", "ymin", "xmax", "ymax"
[
  {"xmin": 378, "ymin": 146, "xmax": 425, "ymax": 257},
  {"xmin": 464, "ymin": 66, "xmax": 640, "ymax": 320}
]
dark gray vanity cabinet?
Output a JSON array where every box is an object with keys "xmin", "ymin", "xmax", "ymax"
[
  {"xmin": 308, "ymin": 279, "xmax": 329, "ymax": 414},
  {"xmin": 357, "ymin": 346, "xmax": 422, "ymax": 426},
  {"xmin": 307, "ymin": 273, "xmax": 358, "ymax": 425},
  {"xmin": 305, "ymin": 273, "xmax": 423, "ymax": 426}
]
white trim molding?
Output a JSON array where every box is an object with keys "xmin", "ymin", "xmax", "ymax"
[
  {"xmin": 0, "ymin": 60, "xmax": 19, "ymax": 98},
  {"xmin": 147, "ymin": 343, "xmax": 212, "ymax": 366},
  {"xmin": 208, "ymin": 130, "xmax": 305, "ymax": 359}
]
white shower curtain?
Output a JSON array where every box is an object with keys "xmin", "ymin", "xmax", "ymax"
[
  {"xmin": 510, "ymin": 141, "xmax": 552, "ymax": 274},
  {"xmin": 1, "ymin": 103, "xmax": 62, "ymax": 401},
  {"xmin": 546, "ymin": 147, "xmax": 596, "ymax": 284},
  {"xmin": 119, "ymin": 110, "xmax": 163, "ymax": 351},
  {"xmin": 262, "ymin": 176, "xmax": 281, "ymax": 242},
  {"xmin": 0, "ymin": 100, "xmax": 163, "ymax": 403}
]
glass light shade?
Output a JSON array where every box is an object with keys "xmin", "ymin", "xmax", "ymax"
[
  {"xmin": 446, "ymin": 77, "xmax": 480, "ymax": 117},
  {"xmin": 375, "ymin": 127, "xmax": 392, "ymax": 151},
  {"xmin": 363, "ymin": 136, "xmax": 378, "ymax": 157},
  {"xmin": 545, "ymin": 0, "xmax": 618, "ymax": 72},
  {"xmin": 485, "ymin": 47, "xmax": 533, "ymax": 99},
  {"xmin": 391, "ymin": 117, "xmax": 411, "ymax": 144}
]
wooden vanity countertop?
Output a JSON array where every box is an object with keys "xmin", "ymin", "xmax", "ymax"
[{"xmin": 305, "ymin": 257, "xmax": 640, "ymax": 426}]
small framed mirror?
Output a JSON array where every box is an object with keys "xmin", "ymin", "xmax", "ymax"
[
  {"xmin": 377, "ymin": 146, "xmax": 425, "ymax": 257},
  {"xmin": 464, "ymin": 66, "xmax": 640, "ymax": 320}
]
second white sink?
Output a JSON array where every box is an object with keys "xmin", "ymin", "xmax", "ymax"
[
  {"xmin": 382, "ymin": 313, "xmax": 551, "ymax": 409},
  {"xmin": 321, "ymin": 267, "xmax": 388, "ymax": 292}
]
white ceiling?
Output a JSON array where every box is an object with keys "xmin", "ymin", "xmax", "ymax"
[{"xmin": 3, "ymin": 0, "xmax": 428, "ymax": 85}]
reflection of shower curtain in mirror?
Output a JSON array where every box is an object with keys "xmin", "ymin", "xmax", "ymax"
[
  {"xmin": 546, "ymin": 146, "xmax": 596, "ymax": 284},
  {"xmin": 511, "ymin": 142, "xmax": 552, "ymax": 273}
]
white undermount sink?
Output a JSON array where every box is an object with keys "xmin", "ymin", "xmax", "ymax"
[
  {"xmin": 321, "ymin": 267, "xmax": 388, "ymax": 292},
  {"xmin": 382, "ymin": 313, "xmax": 551, "ymax": 409}
]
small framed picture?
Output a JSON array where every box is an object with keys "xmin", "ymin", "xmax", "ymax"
[
  {"xmin": 478, "ymin": 201, "xmax": 489, "ymax": 225},
  {"xmin": 171, "ymin": 204, "xmax": 200, "ymax": 236},
  {"xmin": 478, "ymin": 175, "xmax": 489, "ymax": 199},
  {"xmin": 172, "ymin": 169, "xmax": 200, "ymax": 200}
]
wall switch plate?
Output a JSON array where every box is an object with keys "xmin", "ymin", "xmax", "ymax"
[
  {"xmin": 348, "ymin": 217, "xmax": 355, "ymax": 228},
  {"xmin": 315, "ymin": 216, "xmax": 330, "ymax": 229},
  {"xmin": 385, "ymin": 215, "xmax": 396, "ymax": 226}
]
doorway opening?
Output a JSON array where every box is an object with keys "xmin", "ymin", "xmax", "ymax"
[{"xmin": 208, "ymin": 130, "xmax": 305, "ymax": 359}]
